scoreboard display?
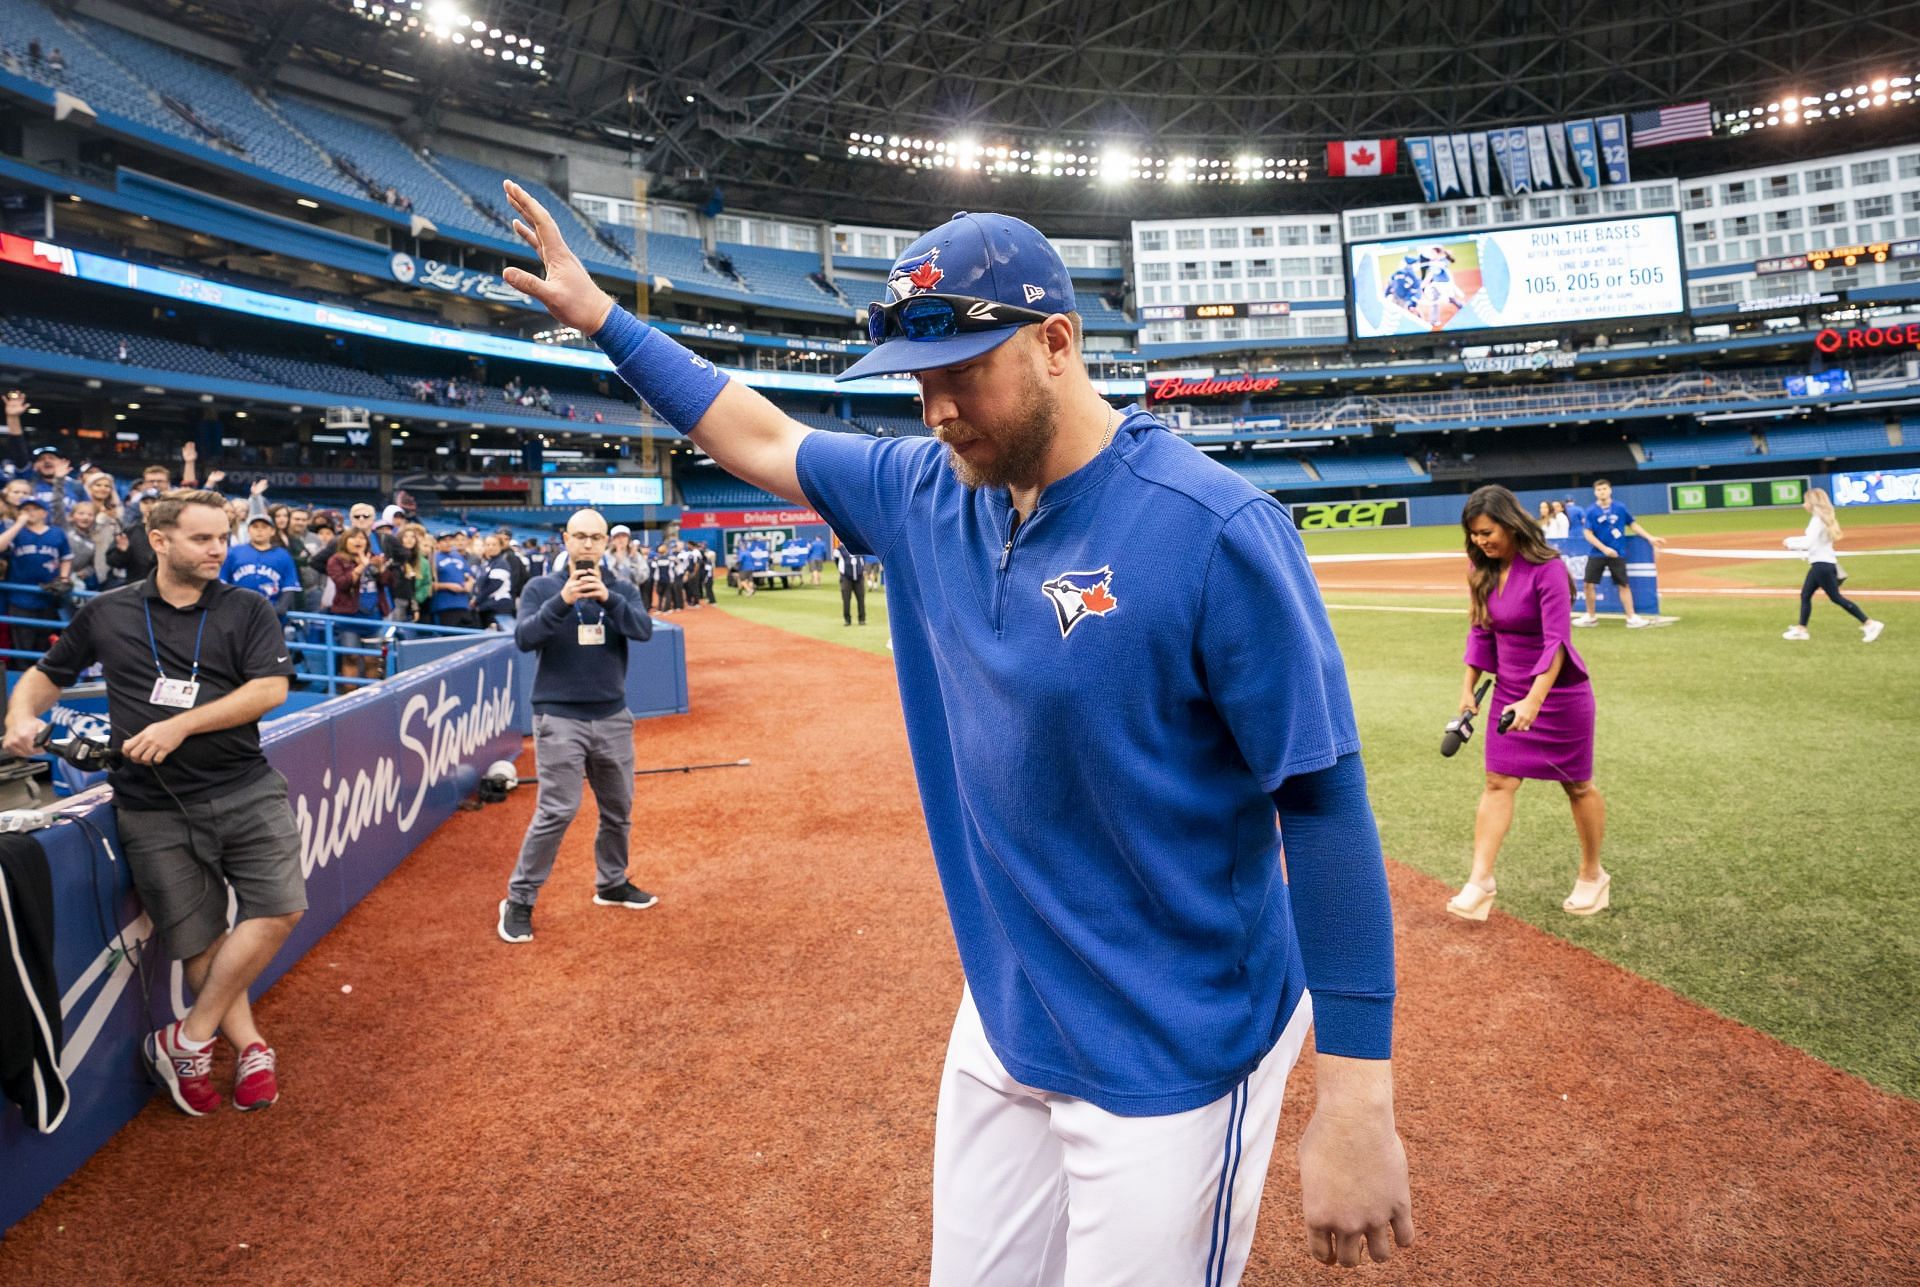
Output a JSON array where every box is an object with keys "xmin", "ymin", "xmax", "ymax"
[
  {"xmin": 541, "ymin": 475, "xmax": 665, "ymax": 507},
  {"xmin": 1348, "ymin": 213, "xmax": 1685, "ymax": 339}
]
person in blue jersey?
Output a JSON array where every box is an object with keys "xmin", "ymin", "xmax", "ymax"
[
  {"xmin": 0, "ymin": 497, "xmax": 72, "ymax": 666},
  {"xmin": 1382, "ymin": 252, "xmax": 1424, "ymax": 322},
  {"xmin": 427, "ymin": 529, "xmax": 476, "ymax": 628},
  {"xmin": 220, "ymin": 513, "xmax": 299, "ymax": 616},
  {"xmin": 1574, "ymin": 478, "xmax": 1665, "ymax": 628},
  {"xmin": 501, "ymin": 183, "xmax": 1413, "ymax": 1283}
]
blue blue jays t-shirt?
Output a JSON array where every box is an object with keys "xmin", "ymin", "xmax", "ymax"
[
  {"xmin": 7, "ymin": 526, "xmax": 70, "ymax": 609},
  {"xmin": 220, "ymin": 544, "xmax": 299, "ymax": 602},
  {"xmin": 797, "ymin": 409, "xmax": 1369, "ymax": 1115},
  {"xmin": 429, "ymin": 552, "xmax": 470, "ymax": 614},
  {"xmin": 1586, "ymin": 501, "xmax": 1634, "ymax": 546}
]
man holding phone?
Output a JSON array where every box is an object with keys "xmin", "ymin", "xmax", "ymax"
[{"xmin": 497, "ymin": 509, "xmax": 656, "ymax": 944}]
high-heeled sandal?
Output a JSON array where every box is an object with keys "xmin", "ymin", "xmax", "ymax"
[
  {"xmin": 1562, "ymin": 870, "xmax": 1611, "ymax": 915},
  {"xmin": 1446, "ymin": 880, "xmax": 1496, "ymax": 921}
]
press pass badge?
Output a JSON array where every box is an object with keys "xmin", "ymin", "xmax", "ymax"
[
  {"xmin": 150, "ymin": 676, "xmax": 201, "ymax": 708},
  {"xmin": 577, "ymin": 622, "xmax": 607, "ymax": 646}
]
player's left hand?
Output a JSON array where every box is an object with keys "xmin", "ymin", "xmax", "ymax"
[
  {"xmin": 122, "ymin": 717, "xmax": 188, "ymax": 765},
  {"xmin": 1648, "ymin": 535, "xmax": 1667, "ymax": 547},
  {"xmin": 1298, "ymin": 1093, "xmax": 1414, "ymax": 1267},
  {"xmin": 1503, "ymin": 697, "xmax": 1543, "ymax": 733}
]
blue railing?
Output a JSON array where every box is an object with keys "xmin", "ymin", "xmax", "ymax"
[{"xmin": 0, "ymin": 582, "xmax": 487, "ymax": 696}]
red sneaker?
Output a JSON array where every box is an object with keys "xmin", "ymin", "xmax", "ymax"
[
  {"xmin": 143, "ymin": 1021, "xmax": 222, "ymax": 1116},
  {"xmin": 233, "ymin": 1042, "xmax": 280, "ymax": 1112}
]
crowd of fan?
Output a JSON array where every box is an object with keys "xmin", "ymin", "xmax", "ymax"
[{"xmin": 0, "ymin": 389, "xmax": 719, "ymax": 684}]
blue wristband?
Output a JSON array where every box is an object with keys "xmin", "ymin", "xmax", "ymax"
[{"xmin": 591, "ymin": 305, "xmax": 731, "ymax": 435}]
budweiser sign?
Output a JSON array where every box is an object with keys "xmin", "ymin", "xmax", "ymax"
[{"xmin": 1147, "ymin": 374, "xmax": 1284, "ymax": 403}]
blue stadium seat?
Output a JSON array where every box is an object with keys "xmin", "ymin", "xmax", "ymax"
[
  {"xmin": 431, "ymin": 158, "xmax": 632, "ymax": 277},
  {"xmin": 1637, "ymin": 431, "xmax": 1760, "ymax": 467},
  {"xmin": 1223, "ymin": 458, "xmax": 1315, "ymax": 489},
  {"xmin": 74, "ymin": 19, "xmax": 361, "ymax": 200},
  {"xmin": 677, "ymin": 469, "xmax": 786, "ymax": 507},
  {"xmin": 272, "ymin": 95, "xmax": 504, "ymax": 239},
  {"xmin": 714, "ymin": 242, "xmax": 846, "ymax": 313},
  {"xmin": 1309, "ymin": 456, "xmax": 1422, "ymax": 484},
  {"xmin": 0, "ymin": 1, "xmax": 199, "ymax": 141}
]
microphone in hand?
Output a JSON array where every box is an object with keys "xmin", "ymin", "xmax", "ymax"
[{"xmin": 1442, "ymin": 679, "xmax": 1493, "ymax": 758}]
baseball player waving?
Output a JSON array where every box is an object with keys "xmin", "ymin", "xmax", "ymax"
[{"xmin": 503, "ymin": 183, "xmax": 1413, "ymax": 1282}]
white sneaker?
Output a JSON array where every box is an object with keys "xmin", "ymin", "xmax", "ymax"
[
  {"xmin": 1862, "ymin": 619, "xmax": 1885, "ymax": 643},
  {"xmin": 1782, "ymin": 625, "xmax": 1810, "ymax": 641},
  {"xmin": 1625, "ymin": 615, "xmax": 1651, "ymax": 629},
  {"xmin": 1572, "ymin": 613, "xmax": 1599, "ymax": 627}
]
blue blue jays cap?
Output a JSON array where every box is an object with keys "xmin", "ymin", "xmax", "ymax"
[{"xmin": 836, "ymin": 211, "xmax": 1076, "ymax": 382}]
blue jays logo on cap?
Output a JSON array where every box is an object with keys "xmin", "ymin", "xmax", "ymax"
[
  {"xmin": 1040, "ymin": 566, "xmax": 1118, "ymax": 638},
  {"xmin": 886, "ymin": 247, "xmax": 944, "ymax": 302}
]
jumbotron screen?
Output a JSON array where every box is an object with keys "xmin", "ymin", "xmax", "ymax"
[
  {"xmin": 1347, "ymin": 213, "xmax": 1685, "ymax": 339},
  {"xmin": 542, "ymin": 476, "xmax": 666, "ymax": 507}
]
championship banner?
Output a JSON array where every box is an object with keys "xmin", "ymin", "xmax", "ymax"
[
  {"xmin": 1526, "ymin": 126, "xmax": 1555, "ymax": 190},
  {"xmin": 1596, "ymin": 115, "xmax": 1631, "ymax": 184},
  {"xmin": 1449, "ymin": 135, "xmax": 1475, "ymax": 196},
  {"xmin": 1288, "ymin": 499, "xmax": 1410, "ymax": 530},
  {"xmin": 1506, "ymin": 127, "xmax": 1533, "ymax": 193},
  {"xmin": 1545, "ymin": 122, "xmax": 1574, "ymax": 188},
  {"xmin": 1469, "ymin": 132, "xmax": 1492, "ymax": 199},
  {"xmin": 1490, "ymin": 131, "xmax": 1514, "ymax": 193},
  {"xmin": 1565, "ymin": 119, "xmax": 1602, "ymax": 189},
  {"xmin": 1432, "ymin": 136, "xmax": 1462, "ymax": 199},
  {"xmin": 1405, "ymin": 137, "xmax": 1441, "ymax": 203}
]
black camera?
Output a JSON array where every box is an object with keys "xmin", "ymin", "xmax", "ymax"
[{"xmin": 35, "ymin": 725, "xmax": 124, "ymax": 771}]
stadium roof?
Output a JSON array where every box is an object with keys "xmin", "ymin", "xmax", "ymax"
[{"xmin": 129, "ymin": 0, "xmax": 1920, "ymax": 233}]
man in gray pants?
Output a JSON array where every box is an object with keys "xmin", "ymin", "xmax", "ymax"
[{"xmin": 498, "ymin": 508, "xmax": 657, "ymax": 943}]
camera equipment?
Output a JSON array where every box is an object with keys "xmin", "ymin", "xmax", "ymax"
[
  {"xmin": 35, "ymin": 724, "xmax": 123, "ymax": 772},
  {"xmin": 477, "ymin": 759, "xmax": 520, "ymax": 804},
  {"xmin": 1441, "ymin": 680, "xmax": 1493, "ymax": 758}
]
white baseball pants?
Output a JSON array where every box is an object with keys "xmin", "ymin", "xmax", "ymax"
[{"xmin": 930, "ymin": 987, "xmax": 1312, "ymax": 1287}]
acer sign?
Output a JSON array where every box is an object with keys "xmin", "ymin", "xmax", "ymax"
[
  {"xmin": 1814, "ymin": 324, "xmax": 1920, "ymax": 354},
  {"xmin": 1287, "ymin": 499, "xmax": 1410, "ymax": 530},
  {"xmin": 1147, "ymin": 374, "xmax": 1285, "ymax": 403}
]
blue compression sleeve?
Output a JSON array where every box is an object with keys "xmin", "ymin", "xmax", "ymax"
[
  {"xmin": 1272, "ymin": 751, "xmax": 1396, "ymax": 1059},
  {"xmin": 593, "ymin": 305, "xmax": 731, "ymax": 434}
]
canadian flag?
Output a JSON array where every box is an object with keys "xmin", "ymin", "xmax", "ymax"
[{"xmin": 1325, "ymin": 140, "xmax": 1397, "ymax": 177}]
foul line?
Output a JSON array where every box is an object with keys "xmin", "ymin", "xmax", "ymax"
[{"xmin": 1663, "ymin": 546, "xmax": 1920, "ymax": 560}]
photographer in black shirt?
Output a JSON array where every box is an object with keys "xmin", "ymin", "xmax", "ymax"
[{"xmin": 3, "ymin": 489, "xmax": 303, "ymax": 1117}]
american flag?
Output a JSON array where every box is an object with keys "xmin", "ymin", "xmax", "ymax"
[{"xmin": 1628, "ymin": 101, "xmax": 1715, "ymax": 147}]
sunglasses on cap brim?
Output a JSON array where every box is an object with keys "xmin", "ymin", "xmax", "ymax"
[{"xmin": 867, "ymin": 293, "xmax": 1053, "ymax": 345}]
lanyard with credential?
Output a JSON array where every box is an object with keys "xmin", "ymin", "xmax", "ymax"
[{"xmin": 144, "ymin": 597, "xmax": 208, "ymax": 708}]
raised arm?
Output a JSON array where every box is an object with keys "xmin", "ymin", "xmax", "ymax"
[{"xmin": 498, "ymin": 181, "xmax": 810, "ymax": 502}]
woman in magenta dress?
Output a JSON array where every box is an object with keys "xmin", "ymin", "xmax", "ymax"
[{"xmin": 1446, "ymin": 485, "xmax": 1611, "ymax": 920}]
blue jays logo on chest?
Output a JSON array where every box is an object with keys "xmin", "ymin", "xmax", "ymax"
[
  {"xmin": 886, "ymin": 247, "xmax": 944, "ymax": 301},
  {"xmin": 1040, "ymin": 566, "xmax": 1118, "ymax": 639}
]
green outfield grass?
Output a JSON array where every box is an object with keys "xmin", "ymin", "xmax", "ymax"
[
  {"xmin": 712, "ymin": 580, "xmax": 894, "ymax": 656},
  {"xmin": 1298, "ymin": 500, "xmax": 1920, "ymax": 557},
  {"xmin": 718, "ymin": 503, "xmax": 1920, "ymax": 1097}
]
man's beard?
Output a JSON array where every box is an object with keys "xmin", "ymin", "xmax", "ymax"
[
  {"xmin": 163, "ymin": 546, "xmax": 218, "ymax": 585},
  {"xmin": 935, "ymin": 367, "xmax": 1059, "ymax": 491}
]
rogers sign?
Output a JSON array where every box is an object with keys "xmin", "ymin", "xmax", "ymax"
[
  {"xmin": 1147, "ymin": 374, "xmax": 1284, "ymax": 402},
  {"xmin": 1814, "ymin": 324, "xmax": 1920, "ymax": 354}
]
